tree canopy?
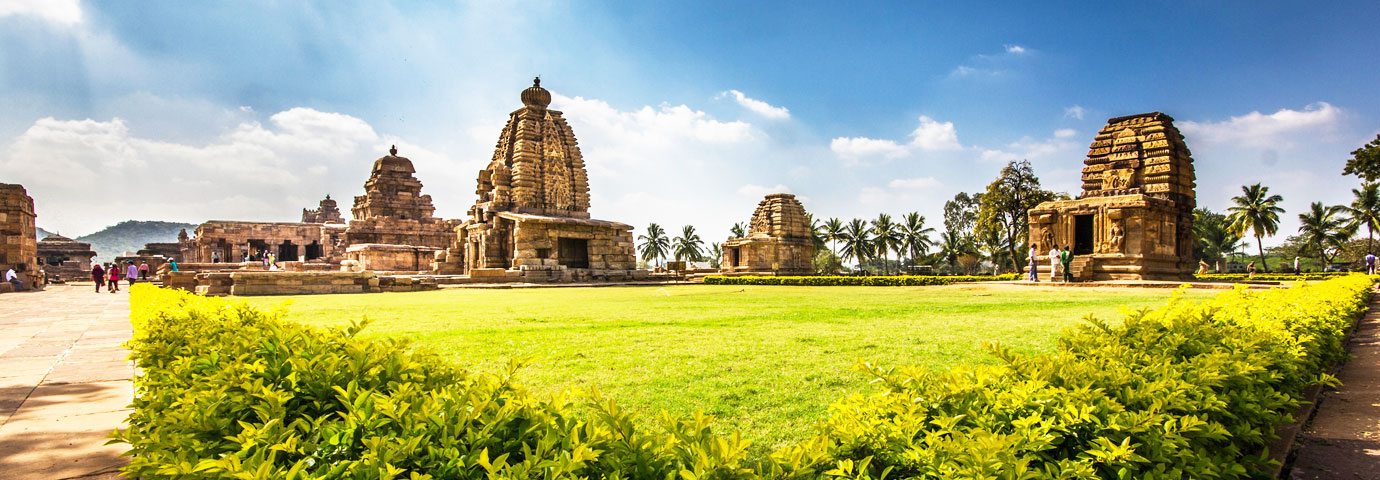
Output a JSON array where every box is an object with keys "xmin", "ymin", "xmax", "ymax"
[
  {"xmin": 1343, "ymin": 134, "xmax": 1380, "ymax": 183},
  {"xmin": 974, "ymin": 160, "xmax": 1058, "ymax": 273}
]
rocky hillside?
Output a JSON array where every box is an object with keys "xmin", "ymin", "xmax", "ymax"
[{"xmin": 74, "ymin": 220, "xmax": 197, "ymax": 262}]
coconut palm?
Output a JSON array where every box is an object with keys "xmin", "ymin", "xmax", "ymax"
[
  {"xmin": 840, "ymin": 218, "xmax": 873, "ymax": 273},
  {"xmin": 899, "ymin": 212, "xmax": 935, "ymax": 266},
  {"xmin": 1297, "ymin": 202, "xmax": 1354, "ymax": 267},
  {"xmin": 672, "ymin": 225, "xmax": 705, "ymax": 263},
  {"xmin": 728, "ymin": 222, "xmax": 747, "ymax": 239},
  {"xmin": 938, "ymin": 230, "xmax": 977, "ymax": 275},
  {"xmin": 708, "ymin": 242, "xmax": 722, "ymax": 268},
  {"xmin": 823, "ymin": 217, "xmax": 844, "ymax": 256},
  {"xmin": 871, "ymin": 214, "xmax": 901, "ymax": 275},
  {"xmin": 1343, "ymin": 183, "xmax": 1380, "ymax": 254},
  {"xmin": 1195, "ymin": 209, "xmax": 1244, "ymax": 273},
  {"xmin": 806, "ymin": 214, "xmax": 828, "ymax": 253},
  {"xmin": 637, "ymin": 223, "xmax": 670, "ymax": 267},
  {"xmin": 1226, "ymin": 183, "xmax": 1285, "ymax": 272}
]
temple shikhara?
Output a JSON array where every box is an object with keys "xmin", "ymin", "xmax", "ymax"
[
  {"xmin": 720, "ymin": 193, "xmax": 815, "ymax": 275},
  {"xmin": 435, "ymin": 78, "xmax": 640, "ymax": 281},
  {"xmin": 1027, "ymin": 112, "xmax": 1196, "ymax": 280}
]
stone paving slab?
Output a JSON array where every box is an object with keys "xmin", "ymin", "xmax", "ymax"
[{"xmin": 0, "ymin": 285, "xmax": 133, "ymax": 479}]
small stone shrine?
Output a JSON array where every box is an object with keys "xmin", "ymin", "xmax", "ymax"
[
  {"xmin": 720, "ymin": 193, "xmax": 815, "ymax": 275},
  {"xmin": 434, "ymin": 78, "xmax": 639, "ymax": 281},
  {"xmin": 1027, "ymin": 112, "xmax": 1195, "ymax": 280},
  {"xmin": 346, "ymin": 146, "xmax": 461, "ymax": 254},
  {"xmin": 37, "ymin": 234, "xmax": 96, "ymax": 282},
  {"xmin": 301, "ymin": 195, "xmax": 345, "ymax": 224},
  {"xmin": 0, "ymin": 184, "xmax": 41, "ymax": 291}
]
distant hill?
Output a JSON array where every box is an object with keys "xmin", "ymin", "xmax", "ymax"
[
  {"xmin": 35, "ymin": 227, "xmax": 52, "ymax": 239},
  {"xmin": 77, "ymin": 220, "xmax": 197, "ymax": 262}
]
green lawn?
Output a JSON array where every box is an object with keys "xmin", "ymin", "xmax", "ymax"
[{"xmin": 246, "ymin": 284, "xmax": 1214, "ymax": 450}]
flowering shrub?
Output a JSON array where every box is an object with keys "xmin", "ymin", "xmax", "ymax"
[
  {"xmin": 703, "ymin": 274, "xmax": 1020, "ymax": 286},
  {"xmin": 1193, "ymin": 272, "xmax": 1354, "ymax": 282}
]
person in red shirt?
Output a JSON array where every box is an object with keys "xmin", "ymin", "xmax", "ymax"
[
  {"xmin": 107, "ymin": 263, "xmax": 121, "ymax": 293},
  {"xmin": 91, "ymin": 263, "xmax": 105, "ymax": 293}
]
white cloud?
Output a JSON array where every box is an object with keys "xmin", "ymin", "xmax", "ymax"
[
  {"xmin": 888, "ymin": 177, "xmax": 940, "ymax": 190},
  {"xmin": 1054, "ymin": 128, "xmax": 1077, "ymax": 138},
  {"xmin": 553, "ymin": 93, "xmax": 755, "ymax": 170},
  {"xmin": 1178, "ymin": 102, "xmax": 1344, "ymax": 148},
  {"xmin": 737, "ymin": 183, "xmax": 792, "ymax": 197},
  {"xmin": 1004, "ymin": 44, "xmax": 1027, "ymax": 54},
  {"xmin": 830, "ymin": 115, "xmax": 961, "ymax": 164},
  {"xmin": 1064, "ymin": 105, "xmax": 1085, "ymax": 120},
  {"xmin": 718, "ymin": 90, "xmax": 790, "ymax": 119},
  {"xmin": 0, "ymin": 0, "xmax": 81, "ymax": 25}
]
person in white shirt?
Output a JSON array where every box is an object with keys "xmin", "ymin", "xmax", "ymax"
[
  {"xmin": 1048, "ymin": 247, "xmax": 1061, "ymax": 282},
  {"xmin": 1027, "ymin": 245, "xmax": 1040, "ymax": 282},
  {"xmin": 4, "ymin": 266, "xmax": 21, "ymax": 291}
]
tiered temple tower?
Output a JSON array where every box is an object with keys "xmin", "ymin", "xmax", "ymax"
[
  {"xmin": 720, "ymin": 193, "xmax": 815, "ymax": 275},
  {"xmin": 302, "ymin": 195, "xmax": 345, "ymax": 224},
  {"xmin": 435, "ymin": 78, "xmax": 638, "ymax": 281},
  {"xmin": 345, "ymin": 146, "xmax": 459, "ymax": 250},
  {"xmin": 1027, "ymin": 112, "xmax": 1196, "ymax": 280}
]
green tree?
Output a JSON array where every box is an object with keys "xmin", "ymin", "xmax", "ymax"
[
  {"xmin": 938, "ymin": 229, "xmax": 976, "ymax": 275},
  {"xmin": 823, "ymin": 217, "xmax": 844, "ymax": 256},
  {"xmin": 1193, "ymin": 208, "xmax": 1243, "ymax": 272},
  {"xmin": 870, "ymin": 213, "xmax": 901, "ymax": 275},
  {"xmin": 1343, "ymin": 183, "xmax": 1380, "ymax": 254},
  {"xmin": 806, "ymin": 214, "xmax": 829, "ymax": 253},
  {"xmin": 637, "ymin": 223, "xmax": 670, "ymax": 267},
  {"xmin": 943, "ymin": 192, "xmax": 980, "ymax": 237},
  {"xmin": 728, "ymin": 222, "xmax": 747, "ymax": 239},
  {"xmin": 1226, "ymin": 183, "xmax": 1285, "ymax": 272},
  {"xmin": 976, "ymin": 225, "xmax": 1010, "ymax": 275},
  {"xmin": 975, "ymin": 160, "xmax": 1057, "ymax": 273},
  {"xmin": 899, "ymin": 212, "xmax": 935, "ymax": 266},
  {"xmin": 707, "ymin": 242, "xmax": 721, "ymax": 268},
  {"xmin": 671, "ymin": 225, "xmax": 705, "ymax": 263},
  {"xmin": 1343, "ymin": 134, "xmax": 1380, "ymax": 183},
  {"xmin": 840, "ymin": 218, "xmax": 873, "ymax": 273},
  {"xmin": 1297, "ymin": 202, "xmax": 1354, "ymax": 267}
]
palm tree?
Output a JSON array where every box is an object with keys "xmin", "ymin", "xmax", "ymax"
[
  {"xmin": 1344, "ymin": 183, "xmax": 1380, "ymax": 254},
  {"xmin": 806, "ymin": 214, "xmax": 829, "ymax": 253},
  {"xmin": 1297, "ymin": 202, "xmax": 1354, "ymax": 267},
  {"xmin": 1226, "ymin": 183, "xmax": 1285, "ymax": 272},
  {"xmin": 823, "ymin": 217, "xmax": 844, "ymax": 256},
  {"xmin": 728, "ymin": 222, "xmax": 747, "ymax": 239},
  {"xmin": 899, "ymin": 212, "xmax": 935, "ymax": 267},
  {"xmin": 1195, "ymin": 209, "xmax": 1244, "ymax": 273},
  {"xmin": 708, "ymin": 242, "xmax": 722, "ymax": 268},
  {"xmin": 871, "ymin": 214, "xmax": 901, "ymax": 275},
  {"xmin": 938, "ymin": 230, "xmax": 977, "ymax": 275},
  {"xmin": 840, "ymin": 218, "xmax": 873, "ymax": 273},
  {"xmin": 637, "ymin": 223, "xmax": 670, "ymax": 268},
  {"xmin": 672, "ymin": 225, "xmax": 705, "ymax": 263}
]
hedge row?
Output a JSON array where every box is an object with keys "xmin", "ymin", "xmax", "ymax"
[
  {"xmin": 1194, "ymin": 272, "xmax": 1355, "ymax": 282},
  {"xmin": 703, "ymin": 273, "xmax": 1021, "ymax": 286},
  {"xmin": 119, "ymin": 276, "xmax": 1373, "ymax": 479}
]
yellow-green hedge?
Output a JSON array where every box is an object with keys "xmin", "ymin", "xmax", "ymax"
[
  {"xmin": 703, "ymin": 274, "xmax": 1021, "ymax": 286},
  {"xmin": 118, "ymin": 276, "xmax": 1373, "ymax": 479}
]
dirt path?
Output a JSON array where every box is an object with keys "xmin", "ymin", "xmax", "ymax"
[
  {"xmin": 0, "ymin": 284, "xmax": 132, "ymax": 479},
  {"xmin": 1290, "ymin": 290, "xmax": 1380, "ymax": 479}
]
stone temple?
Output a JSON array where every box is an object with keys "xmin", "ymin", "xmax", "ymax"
[
  {"xmin": 0, "ymin": 183, "xmax": 41, "ymax": 291},
  {"xmin": 435, "ymin": 78, "xmax": 640, "ymax": 281},
  {"xmin": 1027, "ymin": 112, "xmax": 1195, "ymax": 280},
  {"xmin": 345, "ymin": 146, "xmax": 463, "ymax": 270},
  {"xmin": 37, "ymin": 234, "xmax": 96, "ymax": 283},
  {"xmin": 301, "ymin": 195, "xmax": 345, "ymax": 224},
  {"xmin": 720, "ymin": 193, "xmax": 815, "ymax": 275}
]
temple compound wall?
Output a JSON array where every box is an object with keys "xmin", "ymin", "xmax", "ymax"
[
  {"xmin": 184, "ymin": 221, "xmax": 344, "ymax": 264},
  {"xmin": 721, "ymin": 193, "xmax": 815, "ymax": 275},
  {"xmin": 37, "ymin": 234, "xmax": 96, "ymax": 283},
  {"xmin": 0, "ymin": 184, "xmax": 41, "ymax": 292},
  {"xmin": 435, "ymin": 78, "xmax": 641, "ymax": 282},
  {"xmin": 1027, "ymin": 112, "xmax": 1196, "ymax": 281}
]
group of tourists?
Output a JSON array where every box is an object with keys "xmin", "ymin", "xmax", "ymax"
[
  {"xmin": 1026, "ymin": 244, "xmax": 1075, "ymax": 282},
  {"xmin": 89, "ymin": 260, "xmax": 159, "ymax": 293}
]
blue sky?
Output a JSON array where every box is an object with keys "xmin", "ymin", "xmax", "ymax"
[{"xmin": 1, "ymin": 1, "xmax": 1376, "ymax": 248}]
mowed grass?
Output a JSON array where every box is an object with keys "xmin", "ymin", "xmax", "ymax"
[{"xmin": 246, "ymin": 284, "xmax": 1214, "ymax": 450}]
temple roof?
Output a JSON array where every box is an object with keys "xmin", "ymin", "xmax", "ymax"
[{"xmin": 471, "ymin": 78, "xmax": 592, "ymax": 219}]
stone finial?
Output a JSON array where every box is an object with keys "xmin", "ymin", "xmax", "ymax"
[
  {"xmin": 389, "ymin": 145, "xmax": 398, "ymax": 156},
  {"xmin": 521, "ymin": 77, "xmax": 552, "ymax": 108}
]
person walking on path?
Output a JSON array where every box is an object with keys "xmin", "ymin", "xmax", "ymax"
[
  {"xmin": 1047, "ymin": 245, "xmax": 1061, "ymax": 282},
  {"xmin": 125, "ymin": 262, "xmax": 139, "ymax": 288},
  {"xmin": 1366, "ymin": 253, "xmax": 1377, "ymax": 275},
  {"xmin": 106, "ymin": 263, "xmax": 121, "ymax": 293},
  {"xmin": 1061, "ymin": 246, "xmax": 1074, "ymax": 282},
  {"xmin": 1247, "ymin": 261, "xmax": 1257, "ymax": 278},
  {"xmin": 90, "ymin": 263, "xmax": 105, "ymax": 293},
  {"xmin": 138, "ymin": 261, "xmax": 149, "ymax": 280},
  {"xmin": 1027, "ymin": 244, "xmax": 1040, "ymax": 282},
  {"xmin": 1294, "ymin": 256, "xmax": 1300, "ymax": 273}
]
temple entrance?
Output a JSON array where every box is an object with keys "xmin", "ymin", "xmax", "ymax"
[
  {"xmin": 1074, "ymin": 215, "xmax": 1095, "ymax": 255},
  {"xmin": 725, "ymin": 247, "xmax": 740, "ymax": 267},
  {"xmin": 247, "ymin": 240, "xmax": 269, "ymax": 261},
  {"xmin": 304, "ymin": 241, "xmax": 322, "ymax": 261},
  {"xmin": 278, "ymin": 240, "xmax": 299, "ymax": 262},
  {"xmin": 557, "ymin": 238, "xmax": 589, "ymax": 268}
]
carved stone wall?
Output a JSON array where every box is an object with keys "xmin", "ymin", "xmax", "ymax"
[
  {"xmin": 185, "ymin": 221, "xmax": 343, "ymax": 264},
  {"xmin": 0, "ymin": 184, "xmax": 41, "ymax": 290},
  {"xmin": 721, "ymin": 193, "xmax": 815, "ymax": 275},
  {"xmin": 1027, "ymin": 112, "xmax": 1195, "ymax": 281}
]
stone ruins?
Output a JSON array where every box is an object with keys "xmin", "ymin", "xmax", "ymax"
[
  {"xmin": 0, "ymin": 184, "xmax": 41, "ymax": 291},
  {"xmin": 434, "ymin": 78, "xmax": 641, "ymax": 282},
  {"xmin": 720, "ymin": 193, "xmax": 815, "ymax": 275},
  {"xmin": 37, "ymin": 234, "xmax": 96, "ymax": 283},
  {"xmin": 345, "ymin": 145, "xmax": 463, "ymax": 271},
  {"xmin": 301, "ymin": 195, "xmax": 345, "ymax": 224},
  {"xmin": 1027, "ymin": 112, "xmax": 1196, "ymax": 281}
]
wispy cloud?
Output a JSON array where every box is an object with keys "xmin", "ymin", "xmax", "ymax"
[
  {"xmin": 1178, "ymin": 102, "xmax": 1344, "ymax": 148},
  {"xmin": 1004, "ymin": 44, "xmax": 1027, "ymax": 54},
  {"xmin": 1064, "ymin": 105, "xmax": 1085, "ymax": 120},
  {"xmin": 0, "ymin": 0, "xmax": 82, "ymax": 25},
  {"xmin": 831, "ymin": 116, "xmax": 961, "ymax": 164},
  {"xmin": 717, "ymin": 90, "xmax": 790, "ymax": 119}
]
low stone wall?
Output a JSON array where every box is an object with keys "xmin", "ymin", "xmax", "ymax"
[
  {"xmin": 346, "ymin": 243, "xmax": 437, "ymax": 272},
  {"xmin": 228, "ymin": 271, "xmax": 378, "ymax": 296}
]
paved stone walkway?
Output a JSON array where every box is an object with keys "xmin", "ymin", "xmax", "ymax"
[
  {"xmin": 1290, "ymin": 290, "xmax": 1380, "ymax": 479},
  {"xmin": 0, "ymin": 284, "xmax": 132, "ymax": 480}
]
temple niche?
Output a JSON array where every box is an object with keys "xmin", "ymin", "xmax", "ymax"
[
  {"xmin": 0, "ymin": 184, "xmax": 41, "ymax": 291},
  {"xmin": 1027, "ymin": 112, "xmax": 1196, "ymax": 281},
  {"xmin": 720, "ymin": 193, "xmax": 815, "ymax": 275},
  {"xmin": 434, "ymin": 78, "xmax": 640, "ymax": 281},
  {"xmin": 302, "ymin": 195, "xmax": 345, "ymax": 224},
  {"xmin": 37, "ymin": 234, "xmax": 96, "ymax": 283}
]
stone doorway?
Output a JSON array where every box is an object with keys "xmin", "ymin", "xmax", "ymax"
[
  {"xmin": 247, "ymin": 240, "xmax": 269, "ymax": 261},
  {"xmin": 725, "ymin": 247, "xmax": 740, "ymax": 267},
  {"xmin": 277, "ymin": 240, "xmax": 299, "ymax": 262},
  {"xmin": 557, "ymin": 238, "xmax": 589, "ymax": 268},
  {"xmin": 304, "ymin": 241, "xmax": 322, "ymax": 261},
  {"xmin": 1074, "ymin": 214, "xmax": 1095, "ymax": 255}
]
